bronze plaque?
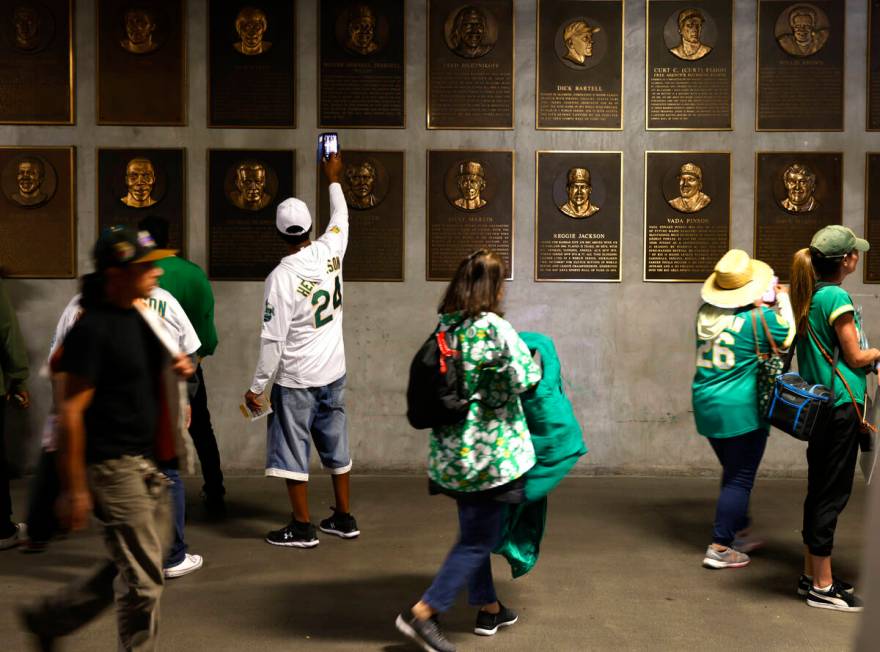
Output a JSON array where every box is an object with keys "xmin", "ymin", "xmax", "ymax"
[
  {"xmin": 98, "ymin": 149, "xmax": 187, "ymax": 256},
  {"xmin": 319, "ymin": 0, "xmax": 405, "ymax": 128},
  {"xmin": 317, "ymin": 151, "xmax": 404, "ymax": 281},
  {"xmin": 536, "ymin": 0, "xmax": 623, "ymax": 130},
  {"xmin": 536, "ymin": 151, "xmax": 621, "ymax": 281},
  {"xmin": 0, "ymin": 147, "xmax": 75, "ymax": 278},
  {"xmin": 869, "ymin": 1, "xmax": 880, "ymax": 130},
  {"xmin": 647, "ymin": 0, "xmax": 732, "ymax": 130},
  {"xmin": 208, "ymin": 149, "xmax": 295, "ymax": 280},
  {"xmin": 0, "ymin": 0, "xmax": 73, "ymax": 124},
  {"xmin": 97, "ymin": 0, "xmax": 187, "ymax": 125},
  {"xmin": 757, "ymin": 1, "xmax": 844, "ymax": 131},
  {"xmin": 644, "ymin": 152, "xmax": 730, "ymax": 282},
  {"xmin": 755, "ymin": 152, "xmax": 842, "ymax": 281},
  {"xmin": 865, "ymin": 154, "xmax": 880, "ymax": 282},
  {"xmin": 427, "ymin": 1, "xmax": 514, "ymax": 129},
  {"xmin": 427, "ymin": 150, "xmax": 513, "ymax": 280},
  {"xmin": 209, "ymin": 1, "xmax": 295, "ymax": 128}
]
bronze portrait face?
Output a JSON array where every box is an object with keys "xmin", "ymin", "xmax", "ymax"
[
  {"xmin": 775, "ymin": 3, "xmax": 829, "ymax": 58},
  {"xmin": 13, "ymin": 5, "xmax": 40, "ymax": 51},
  {"xmin": 345, "ymin": 4, "xmax": 379, "ymax": 56},
  {"xmin": 668, "ymin": 163, "xmax": 711, "ymax": 213},
  {"xmin": 669, "ymin": 8, "xmax": 712, "ymax": 61},
  {"xmin": 562, "ymin": 20, "xmax": 599, "ymax": 66},
  {"xmin": 344, "ymin": 162, "xmax": 378, "ymax": 209},
  {"xmin": 447, "ymin": 5, "xmax": 494, "ymax": 59},
  {"xmin": 781, "ymin": 163, "xmax": 818, "ymax": 213},
  {"xmin": 121, "ymin": 7, "xmax": 159, "ymax": 54},
  {"xmin": 121, "ymin": 158, "xmax": 158, "ymax": 208},
  {"xmin": 3, "ymin": 156, "xmax": 54, "ymax": 207},
  {"xmin": 559, "ymin": 167, "xmax": 599, "ymax": 218},
  {"xmin": 452, "ymin": 161, "xmax": 487, "ymax": 211},
  {"xmin": 229, "ymin": 160, "xmax": 273, "ymax": 211},
  {"xmin": 234, "ymin": 6, "xmax": 271, "ymax": 56}
]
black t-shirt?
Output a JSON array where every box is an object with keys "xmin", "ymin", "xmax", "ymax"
[{"xmin": 60, "ymin": 304, "xmax": 162, "ymax": 463}]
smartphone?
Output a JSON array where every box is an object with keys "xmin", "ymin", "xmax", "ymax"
[
  {"xmin": 316, "ymin": 132, "xmax": 339, "ymax": 162},
  {"xmin": 762, "ymin": 276, "xmax": 778, "ymax": 304}
]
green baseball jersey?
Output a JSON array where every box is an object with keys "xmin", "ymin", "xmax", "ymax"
[
  {"xmin": 692, "ymin": 304, "xmax": 793, "ymax": 438},
  {"xmin": 796, "ymin": 284, "xmax": 866, "ymax": 409}
]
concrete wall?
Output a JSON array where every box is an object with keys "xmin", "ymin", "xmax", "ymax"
[{"xmin": 4, "ymin": 0, "xmax": 880, "ymax": 476}]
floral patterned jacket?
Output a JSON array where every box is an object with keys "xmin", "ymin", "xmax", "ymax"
[{"xmin": 429, "ymin": 311, "xmax": 542, "ymax": 492}]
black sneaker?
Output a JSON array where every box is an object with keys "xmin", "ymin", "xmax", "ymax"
[
  {"xmin": 265, "ymin": 519, "xmax": 319, "ymax": 548},
  {"xmin": 474, "ymin": 602, "xmax": 518, "ymax": 636},
  {"xmin": 806, "ymin": 582, "xmax": 863, "ymax": 612},
  {"xmin": 395, "ymin": 609, "xmax": 455, "ymax": 652},
  {"xmin": 19, "ymin": 605, "xmax": 56, "ymax": 651},
  {"xmin": 797, "ymin": 574, "xmax": 854, "ymax": 597},
  {"xmin": 319, "ymin": 507, "xmax": 360, "ymax": 539},
  {"xmin": 202, "ymin": 492, "xmax": 227, "ymax": 520}
]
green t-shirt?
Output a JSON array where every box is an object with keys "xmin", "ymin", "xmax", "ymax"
[
  {"xmin": 155, "ymin": 256, "xmax": 219, "ymax": 357},
  {"xmin": 796, "ymin": 284, "xmax": 866, "ymax": 409},
  {"xmin": 692, "ymin": 305, "xmax": 792, "ymax": 438}
]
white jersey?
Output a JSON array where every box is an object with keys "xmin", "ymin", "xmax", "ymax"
[{"xmin": 258, "ymin": 182, "xmax": 349, "ymax": 388}]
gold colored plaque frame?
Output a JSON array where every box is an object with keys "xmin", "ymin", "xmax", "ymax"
[
  {"xmin": 645, "ymin": 0, "xmax": 734, "ymax": 131},
  {"xmin": 0, "ymin": 0, "xmax": 75, "ymax": 125},
  {"xmin": 0, "ymin": 146, "xmax": 76, "ymax": 278},
  {"xmin": 535, "ymin": 0, "xmax": 625, "ymax": 131},
  {"xmin": 643, "ymin": 150, "xmax": 732, "ymax": 283},
  {"xmin": 426, "ymin": 2, "xmax": 516, "ymax": 130},
  {"xmin": 534, "ymin": 150, "xmax": 623, "ymax": 282},
  {"xmin": 425, "ymin": 149, "xmax": 516, "ymax": 280}
]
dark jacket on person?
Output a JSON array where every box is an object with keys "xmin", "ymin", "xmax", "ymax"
[{"xmin": 0, "ymin": 279, "xmax": 28, "ymax": 395}]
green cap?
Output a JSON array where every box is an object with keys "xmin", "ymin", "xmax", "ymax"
[{"xmin": 810, "ymin": 225, "xmax": 870, "ymax": 258}]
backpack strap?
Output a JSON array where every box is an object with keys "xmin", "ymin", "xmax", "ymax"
[{"xmin": 758, "ymin": 310, "xmax": 781, "ymax": 356}]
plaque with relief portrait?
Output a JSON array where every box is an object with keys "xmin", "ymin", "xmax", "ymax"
[
  {"xmin": 316, "ymin": 151, "xmax": 404, "ymax": 281},
  {"xmin": 644, "ymin": 152, "xmax": 730, "ymax": 282},
  {"xmin": 536, "ymin": 151, "xmax": 622, "ymax": 281},
  {"xmin": 646, "ymin": 0, "xmax": 733, "ymax": 130},
  {"xmin": 865, "ymin": 154, "xmax": 880, "ymax": 282},
  {"xmin": 0, "ymin": 0, "xmax": 74, "ymax": 124},
  {"xmin": 755, "ymin": 152, "xmax": 842, "ymax": 281},
  {"xmin": 756, "ymin": 1, "xmax": 844, "ymax": 131},
  {"xmin": 427, "ymin": 1, "xmax": 514, "ymax": 129},
  {"xmin": 869, "ymin": 2, "xmax": 880, "ymax": 130},
  {"xmin": 208, "ymin": 149, "xmax": 295, "ymax": 280},
  {"xmin": 97, "ymin": 0, "xmax": 186, "ymax": 125},
  {"xmin": 209, "ymin": 0, "xmax": 296, "ymax": 128},
  {"xmin": 97, "ymin": 148, "xmax": 187, "ymax": 256},
  {"xmin": 319, "ymin": 1, "xmax": 405, "ymax": 128},
  {"xmin": 0, "ymin": 147, "xmax": 75, "ymax": 278},
  {"xmin": 536, "ymin": 0, "xmax": 623, "ymax": 130},
  {"xmin": 427, "ymin": 150, "xmax": 513, "ymax": 280}
]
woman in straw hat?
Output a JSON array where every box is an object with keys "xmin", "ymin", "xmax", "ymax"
[
  {"xmin": 692, "ymin": 250, "xmax": 795, "ymax": 569},
  {"xmin": 789, "ymin": 225, "xmax": 880, "ymax": 612}
]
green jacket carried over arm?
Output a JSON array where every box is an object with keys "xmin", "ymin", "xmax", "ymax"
[
  {"xmin": 0, "ymin": 279, "xmax": 29, "ymax": 394},
  {"xmin": 495, "ymin": 332, "xmax": 587, "ymax": 577}
]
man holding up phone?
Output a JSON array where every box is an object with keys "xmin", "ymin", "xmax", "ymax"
[{"xmin": 243, "ymin": 149, "xmax": 359, "ymax": 548}]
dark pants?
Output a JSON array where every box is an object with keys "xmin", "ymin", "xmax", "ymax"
[
  {"xmin": 0, "ymin": 404, "xmax": 12, "ymax": 534},
  {"xmin": 803, "ymin": 403, "xmax": 862, "ymax": 557},
  {"xmin": 422, "ymin": 498, "xmax": 505, "ymax": 613},
  {"xmin": 189, "ymin": 365, "xmax": 224, "ymax": 498},
  {"xmin": 162, "ymin": 468, "xmax": 187, "ymax": 568},
  {"xmin": 26, "ymin": 449, "xmax": 61, "ymax": 543},
  {"xmin": 707, "ymin": 429, "xmax": 768, "ymax": 547}
]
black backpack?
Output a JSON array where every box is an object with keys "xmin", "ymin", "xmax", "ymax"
[{"xmin": 406, "ymin": 322, "xmax": 469, "ymax": 429}]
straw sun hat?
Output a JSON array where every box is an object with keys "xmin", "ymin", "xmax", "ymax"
[{"xmin": 701, "ymin": 249, "xmax": 774, "ymax": 309}]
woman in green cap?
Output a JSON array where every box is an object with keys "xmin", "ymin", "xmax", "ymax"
[{"xmin": 790, "ymin": 225, "xmax": 880, "ymax": 612}]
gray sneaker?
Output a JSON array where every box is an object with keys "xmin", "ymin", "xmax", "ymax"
[{"xmin": 702, "ymin": 545, "xmax": 750, "ymax": 569}]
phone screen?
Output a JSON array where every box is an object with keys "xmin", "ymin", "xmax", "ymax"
[{"xmin": 317, "ymin": 133, "xmax": 339, "ymax": 162}]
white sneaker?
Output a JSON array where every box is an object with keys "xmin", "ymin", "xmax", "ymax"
[
  {"xmin": 164, "ymin": 553, "xmax": 203, "ymax": 578},
  {"xmin": 0, "ymin": 523, "xmax": 25, "ymax": 551}
]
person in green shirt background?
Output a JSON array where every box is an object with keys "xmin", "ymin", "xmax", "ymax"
[
  {"xmin": 139, "ymin": 217, "xmax": 226, "ymax": 516},
  {"xmin": 692, "ymin": 250, "xmax": 794, "ymax": 570},
  {"xmin": 790, "ymin": 225, "xmax": 880, "ymax": 613},
  {"xmin": 0, "ymin": 275, "xmax": 30, "ymax": 549}
]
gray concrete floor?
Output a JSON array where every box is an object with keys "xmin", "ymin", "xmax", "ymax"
[{"xmin": 0, "ymin": 476, "xmax": 866, "ymax": 651}]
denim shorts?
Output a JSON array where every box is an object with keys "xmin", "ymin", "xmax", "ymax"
[{"xmin": 265, "ymin": 375, "xmax": 351, "ymax": 481}]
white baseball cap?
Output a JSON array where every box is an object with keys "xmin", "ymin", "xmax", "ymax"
[{"xmin": 276, "ymin": 197, "xmax": 312, "ymax": 235}]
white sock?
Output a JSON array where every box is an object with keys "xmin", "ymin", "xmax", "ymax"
[{"xmin": 814, "ymin": 583, "xmax": 832, "ymax": 592}]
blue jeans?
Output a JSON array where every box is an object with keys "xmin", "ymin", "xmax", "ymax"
[
  {"xmin": 162, "ymin": 468, "xmax": 187, "ymax": 567},
  {"xmin": 422, "ymin": 499, "xmax": 506, "ymax": 613},
  {"xmin": 707, "ymin": 429, "xmax": 768, "ymax": 546}
]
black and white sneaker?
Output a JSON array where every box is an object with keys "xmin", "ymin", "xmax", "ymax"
[
  {"xmin": 319, "ymin": 507, "xmax": 360, "ymax": 539},
  {"xmin": 395, "ymin": 609, "xmax": 456, "ymax": 652},
  {"xmin": 797, "ymin": 574, "xmax": 854, "ymax": 597},
  {"xmin": 265, "ymin": 519, "xmax": 319, "ymax": 548},
  {"xmin": 806, "ymin": 582, "xmax": 863, "ymax": 612},
  {"xmin": 474, "ymin": 602, "xmax": 518, "ymax": 636}
]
